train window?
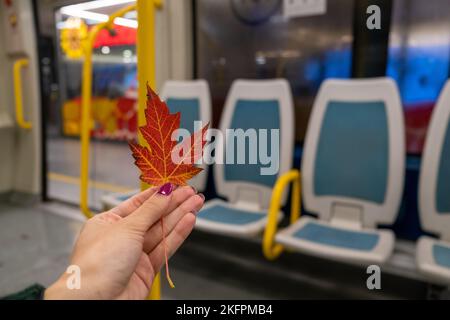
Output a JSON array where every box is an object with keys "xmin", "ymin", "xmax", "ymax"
[
  {"xmin": 387, "ymin": 0, "xmax": 450, "ymax": 155},
  {"xmin": 195, "ymin": 0, "xmax": 354, "ymax": 142}
]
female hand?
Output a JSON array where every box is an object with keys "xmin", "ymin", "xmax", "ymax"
[{"xmin": 45, "ymin": 184, "xmax": 204, "ymax": 300}]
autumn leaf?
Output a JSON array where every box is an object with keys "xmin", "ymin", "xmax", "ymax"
[
  {"xmin": 129, "ymin": 83, "xmax": 209, "ymax": 288},
  {"xmin": 129, "ymin": 84, "xmax": 209, "ymax": 186}
]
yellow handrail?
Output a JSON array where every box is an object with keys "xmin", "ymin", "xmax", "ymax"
[
  {"xmin": 13, "ymin": 59, "xmax": 32, "ymax": 130},
  {"xmin": 137, "ymin": 0, "xmax": 163, "ymax": 300},
  {"xmin": 263, "ymin": 169, "xmax": 302, "ymax": 260},
  {"xmin": 80, "ymin": 4, "xmax": 137, "ymax": 219}
]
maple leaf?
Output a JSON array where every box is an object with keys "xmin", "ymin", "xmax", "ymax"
[
  {"xmin": 129, "ymin": 84, "xmax": 209, "ymax": 288},
  {"xmin": 129, "ymin": 84, "xmax": 209, "ymax": 186}
]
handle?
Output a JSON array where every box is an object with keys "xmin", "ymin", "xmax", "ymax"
[
  {"xmin": 80, "ymin": 4, "xmax": 138, "ymax": 219},
  {"xmin": 13, "ymin": 59, "xmax": 32, "ymax": 130},
  {"xmin": 263, "ymin": 169, "xmax": 302, "ymax": 260}
]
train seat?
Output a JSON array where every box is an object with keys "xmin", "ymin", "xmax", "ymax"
[
  {"xmin": 195, "ymin": 79, "xmax": 294, "ymax": 237},
  {"xmin": 269, "ymin": 78, "xmax": 405, "ymax": 265},
  {"xmin": 101, "ymin": 80, "xmax": 211, "ymax": 209},
  {"xmin": 417, "ymin": 80, "xmax": 450, "ymax": 285},
  {"xmin": 197, "ymin": 199, "xmax": 282, "ymax": 237}
]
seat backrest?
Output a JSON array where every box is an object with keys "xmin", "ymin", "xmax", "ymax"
[
  {"xmin": 302, "ymin": 78, "xmax": 405, "ymax": 228},
  {"xmin": 419, "ymin": 80, "xmax": 450, "ymax": 241},
  {"xmin": 214, "ymin": 79, "xmax": 294, "ymax": 209},
  {"xmin": 160, "ymin": 80, "xmax": 211, "ymax": 191}
]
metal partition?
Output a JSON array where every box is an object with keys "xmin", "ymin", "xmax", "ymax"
[{"xmin": 387, "ymin": 0, "xmax": 450, "ymax": 154}]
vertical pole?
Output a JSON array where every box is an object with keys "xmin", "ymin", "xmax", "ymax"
[
  {"xmin": 80, "ymin": 38, "xmax": 95, "ymax": 219},
  {"xmin": 137, "ymin": 0, "xmax": 163, "ymax": 300},
  {"xmin": 351, "ymin": 0, "xmax": 393, "ymax": 78},
  {"xmin": 80, "ymin": 5, "xmax": 136, "ymax": 219}
]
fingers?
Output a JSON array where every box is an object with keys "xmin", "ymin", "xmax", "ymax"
[
  {"xmin": 111, "ymin": 185, "xmax": 196, "ymax": 218},
  {"xmin": 110, "ymin": 187, "xmax": 158, "ymax": 218},
  {"xmin": 148, "ymin": 213, "xmax": 196, "ymax": 272},
  {"xmin": 123, "ymin": 190, "xmax": 173, "ymax": 233},
  {"xmin": 143, "ymin": 193, "xmax": 204, "ymax": 253},
  {"xmin": 165, "ymin": 186, "xmax": 197, "ymax": 215}
]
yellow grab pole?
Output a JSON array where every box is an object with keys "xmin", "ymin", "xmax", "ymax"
[
  {"xmin": 13, "ymin": 59, "xmax": 32, "ymax": 130},
  {"xmin": 263, "ymin": 170, "xmax": 302, "ymax": 260},
  {"xmin": 80, "ymin": 4, "xmax": 137, "ymax": 219},
  {"xmin": 137, "ymin": 0, "xmax": 163, "ymax": 300}
]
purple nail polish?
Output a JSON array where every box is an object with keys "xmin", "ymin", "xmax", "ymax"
[
  {"xmin": 158, "ymin": 183, "xmax": 174, "ymax": 196},
  {"xmin": 198, "ymin": 193, "xmax": 205, "ymax": 201}
]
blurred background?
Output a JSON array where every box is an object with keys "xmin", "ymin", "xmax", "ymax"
[{"xmin": 0, "ymin": 0, "xmax": 449, "ymax": 299}]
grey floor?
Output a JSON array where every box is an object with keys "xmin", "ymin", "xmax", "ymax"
[
  {"xmin": 0, "ymin": 202, "xmax": 278, "ymax": 299},
  {"xmin": 0, "ymin": 202, "xmax": 80, "ymax": 297},
  {"xmin": 1, "ymin": 201, "xmax": 447, "ymax": 299}
]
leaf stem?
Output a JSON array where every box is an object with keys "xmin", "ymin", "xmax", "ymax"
[{"xmin": 161, "ymin": 217, "xmax": 175, "ymax": 288}]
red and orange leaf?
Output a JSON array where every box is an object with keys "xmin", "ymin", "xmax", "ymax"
[
  {"xmin": 130, "ymin": 84, "xmax": 208, "ymax": 186},
  {"xmin": 129, "ymin": 84, "xmax": 209, "ymax": 289}
]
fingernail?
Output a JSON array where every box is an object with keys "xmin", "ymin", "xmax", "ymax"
[
  {"xmin": 190, "ymin": 185, "xmax": 197, "ymax": 194},
  {"xmin": 198, "ymin": 193, "xmax": 205, "ymax": 201},
  {"xmin": 158, "ymin": 183, "xmax": 174, "ymax": 196}
]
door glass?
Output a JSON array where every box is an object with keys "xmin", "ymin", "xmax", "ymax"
[{"xmin": 47, "ymin": 0, "xmax": 139, "ymax": 210}]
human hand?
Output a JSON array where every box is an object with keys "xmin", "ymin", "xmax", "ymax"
[{"xmin": 45, "ymin": 184, "xmax": 204, "ymax": 300}]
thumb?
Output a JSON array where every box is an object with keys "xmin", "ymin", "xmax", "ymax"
[{"xmin": 124, "ymin": 183, "xmax": 174, "ymax": 233}]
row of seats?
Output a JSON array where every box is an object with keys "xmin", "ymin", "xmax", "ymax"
[{"xmin": 103, "ymin": 78, "xmax": 450, "ymax": 286}]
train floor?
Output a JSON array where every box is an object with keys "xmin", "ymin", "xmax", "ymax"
[{"xmin": 0, "ymin": 200, "xmax": 445, "ymax": 299}]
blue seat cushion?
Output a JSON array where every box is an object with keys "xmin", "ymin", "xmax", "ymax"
[
  {"xmin": 166, "ymin": 98, "xmax": 200, "ymax": 134},
  {"xmin": 293, "ymin": 222, "xmax": 379, "ymax": 251},
  {"xmin": 198, "ymin": 203, "xmax": 265, "ymax": 225},
  {"xmin": 224, "ymin": 99, "xmax": 280, "ymax": 188},
  {"xmin": 436, "ymin": 119, "xmax": 450, "ymax": 213},
  {"xmin": 314, "ymin": 101, "xmax": 388, "ymax": 204},
  {"xmin": 433, "ymin": 244, "xmax": 450, "ymax": 268}
]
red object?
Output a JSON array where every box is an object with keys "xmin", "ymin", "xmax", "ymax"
[
  {"xmin": 93, "ymin": 25, "xmax": 136, "ymax": 48},
  {"xmin": 404, "ymin": 102, "xmax": 434, "ymax": 154},
  {"xmin": 116, "ymin": 97, "xmax": 137, "ymax": 134},
  {"xmin": 4, "ymin": 0, "xmax": 12, "ymax": 7}
]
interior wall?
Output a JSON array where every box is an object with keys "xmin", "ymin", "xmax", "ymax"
[
  {"xmin": 0, "ymin": 5, "xmax": 15, "ymax": 194},
  {"xmin": 156, "ymin": 0, "xmax": 194, "ymax": 88},
  {"xmin": 0, "ymin": 0, "xmax": 42, "ymax": 195}
]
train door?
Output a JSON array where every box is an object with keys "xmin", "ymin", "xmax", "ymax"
[
  {"xmin": 34, "ymin": 0, "xmax": 193, "ymax": 212},
  {"xmin": 47, "ymin": 1, "xmax": 140, "ymax": 211}
]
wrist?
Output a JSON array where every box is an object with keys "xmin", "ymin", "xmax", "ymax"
[
  {"xmin": 44, "ymin": 270, "xmax": 87, "ymax": 300},
  {"xmin": 44, "ymin": 275, "xmax": 72, "ymax": 300}
]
